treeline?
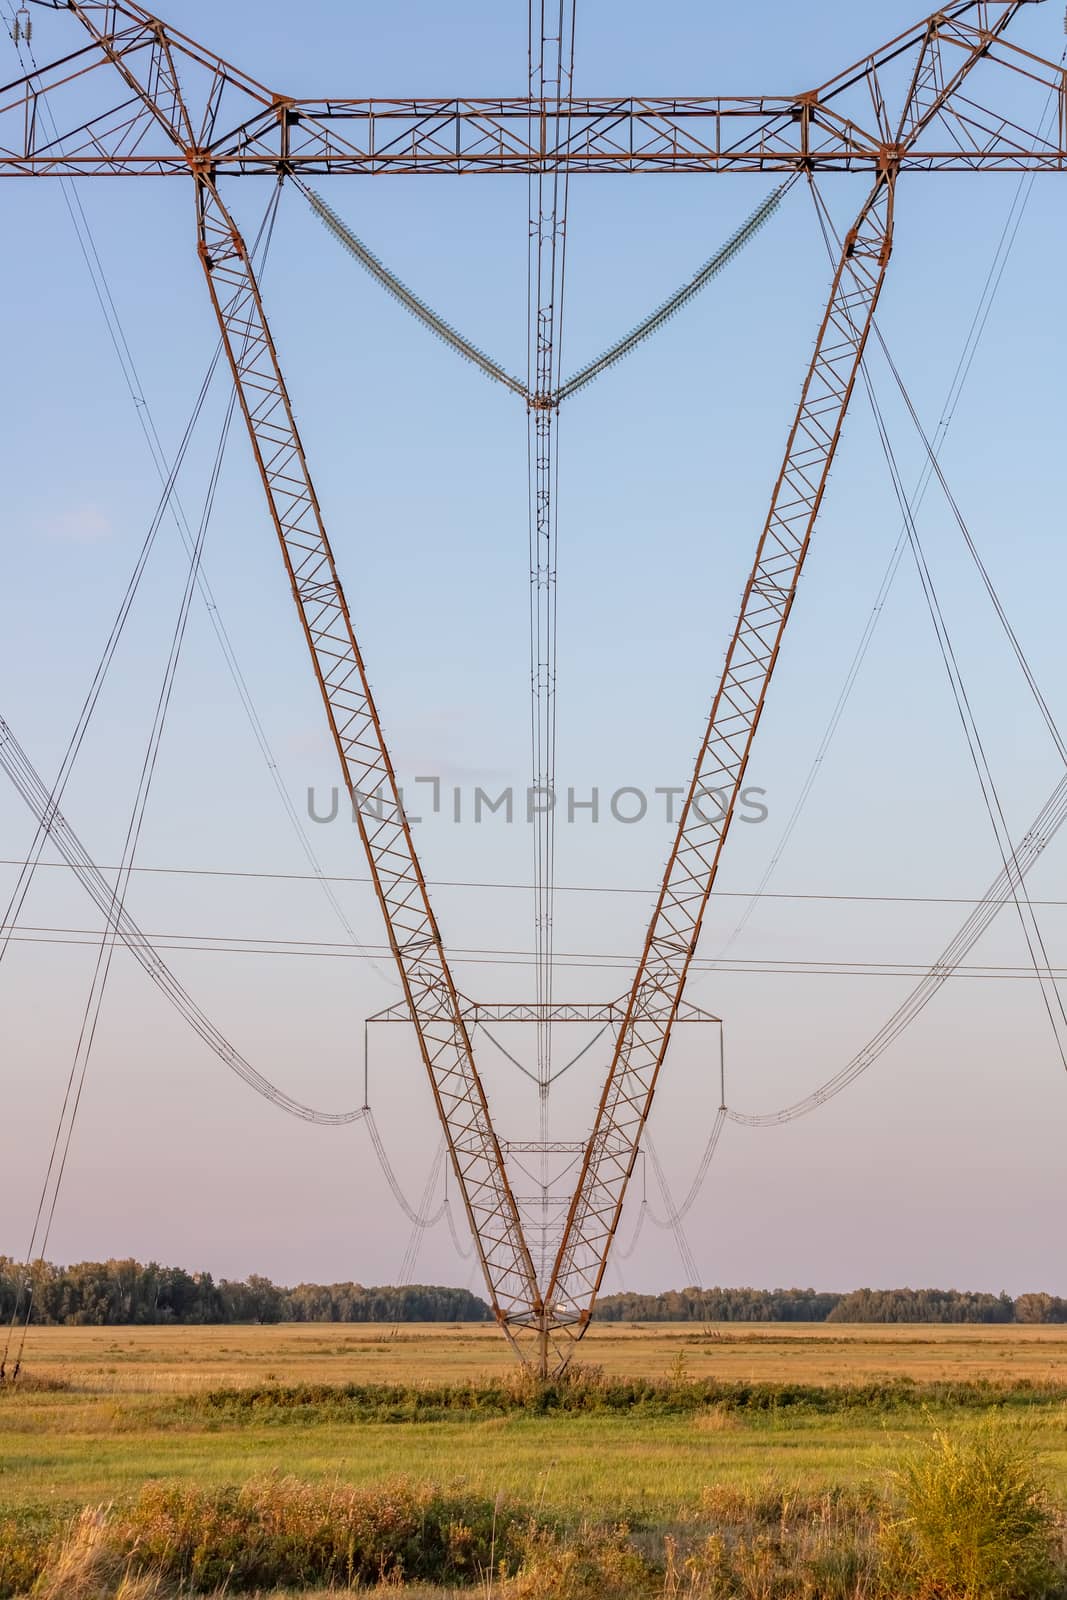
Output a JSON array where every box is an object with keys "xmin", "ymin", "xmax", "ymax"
[
  {"xmin": 826, "ymin": 1288, "xmax": 1018, "ymax": 1324},
  {"xmin": 595, "ymin": 1288, "xmax": 839, "ymax": 1322},
  {"xmin": 3, "ymin": 1259, "xmax": 1065, "ymax": 1325},
  {"xmin": 595, "ymin": 1286, "xmax": 1067, "ymax": 1325},
  {"xmin": 0, "ymin": 1257, "xmax": 491, "ymax": 1326}
]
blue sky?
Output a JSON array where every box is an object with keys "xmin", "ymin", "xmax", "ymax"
[{"xmin": 0, "ymin": 0, "xmax": 1064, "ymax": 1298}]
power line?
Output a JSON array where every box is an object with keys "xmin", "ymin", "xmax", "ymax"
[
  {"xmin": 3, "ymin": 3, "xmax": 1063, "ymax": 1328},
  {"xmin": 5, "ymin": 922, "xmax": 1064, "ymax": 980},
  {"xmin": 0, "ymin": 714, "xmax": 367, "ymax": 1125},
  {"xmin": 5, "ymin": 857, "xmax": 1066, "ymax": 910},
  {"xmin": 3, "ymin": 274, "xmax": 254, "ymax": 1382},
  {"xmin": 643, "ymin": 1132, "xmax": 701, "ymax": 1288},
  {"xmin": 857, "ymin": 353, "xmax": 1067, "ymax": 1072},
  {"xmin": 823, "ymin": 180, "xmax": 1067, "ymax": 1075}
]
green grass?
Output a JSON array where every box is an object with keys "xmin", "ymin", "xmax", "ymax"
[
  {"xmin": 4, "ymin": 1387, "xmax": 1067, "ymax": 1523},
  {"xmin": 172, "ymin": 1371, "xmax": 1067, "ymax": 1417}
]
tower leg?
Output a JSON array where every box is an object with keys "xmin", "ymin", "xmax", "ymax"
[{"xmin": 538, "ymin": 1317, "xmax": 550, "ymax": 1380}]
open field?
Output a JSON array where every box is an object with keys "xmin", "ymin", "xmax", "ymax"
[
  {"xmin": 15, "ymin": 1317, "xmax": 1067, "ymax": 1388},
  {"xmin": 3, "ymin": 1322, "xmax": 1067, "ymax": 1511},
  {"xmin": 2, "ymin": 1323, "xmax": 1066, "ymax": 1595}
]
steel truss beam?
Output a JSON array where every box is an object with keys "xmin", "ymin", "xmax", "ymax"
[
  {"xmin": 0, "ymin": 2, "xmax": 1062, "ymax": 176},
  {"xmin": 366, "ymin": 999, "xmax": 721, "ymax": 1026},
  {"xmin": 503, "ymin": 1143, "xmax": 586, "ymax": 1155},
  {"xmin": 9, "ymin": 0, "xmax": 1057, "ymax": 1372}
]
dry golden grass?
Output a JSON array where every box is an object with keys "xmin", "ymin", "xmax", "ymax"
[
  {"xmin": 28, "ymin": 1509, "xmax": 168, "ymax": 1600},
  {"xmin": 15, "ymin": 1319, "xmax": 1067, "ymax": 1394}
]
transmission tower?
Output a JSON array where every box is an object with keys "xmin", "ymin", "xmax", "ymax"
[{"xmin": 2, "ymin": 0, "xmax": 1062, "ymax": 1372}]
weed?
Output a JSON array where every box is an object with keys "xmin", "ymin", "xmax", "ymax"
[
  {"xmin": 0, "ymin": 1516, "xmax": 50, "ymax": 1599},
  {"xmin": 880, "ymin": 1422, "xmax": 1060, "ymax": 1599},
  {"xmin": 30, "ymin": 1508, "xmax": 168, "ymax": 1600},
  {"xmin": 501, "ymin": 1520, "xmax": 652, "ymax": 1598}
]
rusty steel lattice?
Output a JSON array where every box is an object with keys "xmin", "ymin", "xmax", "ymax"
[
  {"xmin": 1, "ymin": 4, "xmax": 1063, "ymax": 176},
  {"xmin": 6, "ymin": 0, "xmax": 1063, "ymax": 1372},
  {"xmin": 362, "ymin": 999, "xmax": 723, "ymax": 1299}
]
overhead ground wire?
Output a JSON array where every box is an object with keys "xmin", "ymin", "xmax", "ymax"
[
  {"xmin": 623, "ymin": 134, "xmax": 1067, "ymax": 1223},
  {"xmin": 856, "ymin": 358, "xmax": 1067, "ymax": 1074},
  {"xmin": 0, "ymin": 337, "xmax": 226, "ymax": 971},
  {"xmin": 721, "ymin": 164, "xmax": 1067, "ymax": 1126},
  {"xmin": 6, "ymin": 921, "xmax": 1067, "ymax": 980},
  {"xmin": 0, "ymin": 189, "xmax": 282, "ymax": 977},
  {"xmin": 0, "ymin": 189, "xmax": 390, "ymax": 1378}
]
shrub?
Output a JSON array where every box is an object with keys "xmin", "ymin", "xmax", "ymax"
[
  {"xmin": 111, "ymin": 1476, "xmax": 504, "ymax": 1590},
  {"xmin": 501, "ymin": 1521, "xmax": 652, "ymax": 1598},
  {"xmin": 177, "ymin": 1374, "xmax": 1067, "ymax": 1426},
  {"xmin": 2, "ymin": 1480, "xmax": 520, "ymax": 1596},
  {"xmin": 0, "ymin": 1515, "xmax": 51, "ymax": 1600},
  {"xmin": 880, "ymin": 1423, "xmax": 1059, "ymax": 1599}
]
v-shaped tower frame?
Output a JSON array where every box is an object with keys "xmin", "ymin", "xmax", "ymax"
[{"xmin": 4, "ymin": 0, "xmax": 1061, "ymax": 1371}]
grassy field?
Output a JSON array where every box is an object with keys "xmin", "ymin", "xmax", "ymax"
[{"xmin": 2, "ymin": 1322, "xmax": 1066, "ymax": 1596}]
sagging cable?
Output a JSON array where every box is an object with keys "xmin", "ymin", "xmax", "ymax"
[
  {"xmin": 365, "ymin": 1107, "xmax": 447, "ymax": 1227},
  {"xmin": 0, "ymin": 713, "xmax": 368, "ymax": 1127},
  {"xmin": 727, "ymin": 771, "xmax": 1067, "ymax": 1126}
]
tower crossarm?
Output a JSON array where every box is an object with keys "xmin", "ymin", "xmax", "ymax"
[{"xmin": 2, "ymin": 2, "xmax": 1061, "ymax": 175}]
